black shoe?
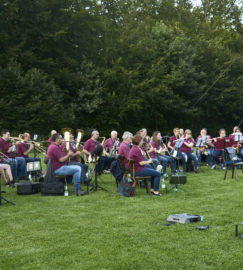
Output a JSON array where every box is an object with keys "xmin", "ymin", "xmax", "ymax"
[
  {"xmin": 194, "ymin": 169, "xmax": 199, "ymax": 173},
  {"xmin": 76, "ymin": 188, "xmax": 88, "ymax": 196},
  {"xmin": 5, "ymin": 181, "xmax": 11, "ymax": 187}
]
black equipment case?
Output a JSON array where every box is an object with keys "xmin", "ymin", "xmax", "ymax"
[
  {"xmin": 17, "ymin": 181, "xmax": 41, "ymax": 195},
  {"xmin": 41, "ymin": 181, "xmax": 64, "ymax": 196}
]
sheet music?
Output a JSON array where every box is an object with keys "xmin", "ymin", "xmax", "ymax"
[
  {"xmin": 175, "ymin": 138, "xmax": 184, "ymax": 149},
  {"xmin": 196, "ymin": 136, "xmax": 209, "ymax": 147},
  {"xmin": 233, "ymin": 133, "xmax": 243, "ymax": 142}
]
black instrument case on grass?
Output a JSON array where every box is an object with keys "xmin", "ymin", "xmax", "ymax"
[{"xmin": 17, "ymin": 181, "xmax": 41, "ymax": 195}]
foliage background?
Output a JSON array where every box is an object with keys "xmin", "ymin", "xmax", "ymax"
[{"xmin": 0, "ymin": 0, "xmax": 242, "ymax": 138}]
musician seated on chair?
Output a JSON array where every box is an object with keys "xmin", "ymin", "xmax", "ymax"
[
  {"xmin": 0, "ymin": 129, "xmax": 27, "ymax": 182},
  {"xmin": 47, "ymin": 130, "xmax": 57, "ymax": 144},
  {"xmin": 83, "ymin": 130, "xmax": 111, "ymax": 173},
  {"xmin": 212, "ymin": 129, "xmax": 233, "ymax": 170},
  {"xmin": 179, "ymin": 128, "xmax": 184, "ymax": 138},
  {"xmin": 60, "ymin": 134, "xmax": 89, "ymax": 184},
  {"xmin": 118, "ymin": 131, "xmax": 133, "ymax": 170},
  {"xmin": 47, "ymin": 133, "xmax": 87, "ymax": 196},
  {"xmin": 178, "ymin": 129, "xmax": 199, "ymax": 173},
  {"xmin": 195, "ymin": 128, "xmax": 213, "ymax": 167},
  {"xmin": 230, "ymin": 127, "xmax": 243, "ymax": 159},
  {"xmin": 168, "ymin": 128, "xmax": 180, "ymax": 152},
  {"xmin": 0, "ymin": 163, "xmax": 14, "ymax": 187},
  {"xmin": 150, "ymin": 131, "xmax": 176, "ymax": 177},
  {"xmin": 128, "ymin": 134, "xmax": 162, "ymax": 196},
  {"xmin": 103, "ymin": 131, "xmax": 120, "ymax": 158},
  {"xmin": 17, "ymin": 132, "xmax": 42, "ymax": 170}
]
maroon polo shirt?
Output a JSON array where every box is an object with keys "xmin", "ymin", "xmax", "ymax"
[{"xmin": 47, "ymin": 143, "xmax": 67, "ymax": 171}]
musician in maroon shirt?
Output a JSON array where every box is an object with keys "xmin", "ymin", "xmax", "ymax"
[
  {"xmin": 60, "ymin": 134, "xmax": 89, "ymax": 183},
  {"xmin": 47, "ymin": 133, "xmax": 87, "ymax": 195},
  {"xmin": 168, "ymin": 128, "xmax": 180, "ymax": 152},
  {"xmin": 103, "ymin": 131, "xmax": 120, "ymax": 157},
  {"xmin": 118, "ymin": 131, "xmax": 133, "ymax": 169},
  {"xmin": 17, "ymin": 133, "xmax": 42, "ymax": 174},
  {"xmin": 150, "ymin": 131, "xmax": 176, "ymax": 176},
  {"xmin": 128, "ymin": 135, "xmax": 161, "ymax": 196},
  {"xmin": 195, "ymin": 128, "xmax": 213, "ymax": 167},
  {"xmin": 0, "ymin": 129, "xmax": 27, "ymax": 182},
  {"xmin": 212, "ymin": 129, "xmax": 233, "ymax": 168},
  {"xmin": 47, "ymin": 130, "xmax": 57, "ymax": 144},
  {"xmin": 178, "ymin": 129, "xmax": 199, "ymax": 173}
]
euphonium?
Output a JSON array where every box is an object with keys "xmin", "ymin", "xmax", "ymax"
[
  {"xmin": 76, "ymin": 129, "xmax": 84, "ymax": 150},
  {"xmin": 61, "ymin": 128, "xmax": 73, "ymax": 152}
]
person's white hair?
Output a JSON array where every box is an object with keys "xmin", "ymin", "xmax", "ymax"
[
  {"xmin": 111, "ymin": 130, "xmax": 117, "ymax": 136},
  {"xmin": 122, "ymin": 131, "xmax": 133, "ymax": 140},
  {"xmin": 91, "ymin": 130, "xmax": 99, "ymax": 136}
]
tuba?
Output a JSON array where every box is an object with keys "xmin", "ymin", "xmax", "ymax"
[{"xmin": 61, "ymin": 128, "xmax": 73, "ymax": 152}]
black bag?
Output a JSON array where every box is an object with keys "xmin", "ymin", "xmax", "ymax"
[
  {"xmin": 186, "ymin": 159, "xmax": 194, "ymax": 172},
  {"xmin": 17, "ymin": 181, "xmax": 41, "ymax": 195},
  {"xmin": 117, "ymin": 176, "xmax": 133, "ymax": 197},
  {"xmin": 41, "ymin": 159, "xmax": 64, "ymax": 196},
  {"xmin": 41, "ymin": 181, "xmax": 64, "ymax": 196},
  {"xmin": 223, "ymin": 147, "xmax": 237, "ymax": 161}
]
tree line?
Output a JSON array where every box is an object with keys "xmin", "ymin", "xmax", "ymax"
[{"xmin": 0, "ymin": 0, "xmax": 242, "ymax": 139}]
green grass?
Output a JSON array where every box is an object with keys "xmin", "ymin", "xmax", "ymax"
[{"xmin": 0, "ymin": 160, "xmax": 243, "ymax": 270}]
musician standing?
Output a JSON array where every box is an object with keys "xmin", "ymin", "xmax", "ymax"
[
  {"xmin": 118, "ymin": 131, "xmax": 133, "ymax": 170},
  {"xmin": 0, "ymin": 129, "xmax": 27, "ymax": 182},
  {"xmin": 47, "ymin": 133, "xmax": 87, "ymax": 196},
  {"xmin": 179, "ymin": 129, "xmax": 199, "ymax": 173},
  {"xmin": 128, "ymin": 135, "xmax": 161, "ymax": 196}
]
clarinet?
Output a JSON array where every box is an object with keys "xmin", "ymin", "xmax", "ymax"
[{"xmin": 143, "ymin": 140, "xmax": 156, "ymax": 169}]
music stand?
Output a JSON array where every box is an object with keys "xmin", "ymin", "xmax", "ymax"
[
  {"xmin": 90, "ymin": 156, "xmax": 108, "ymax": 192},
  {"xmin": 0, "ymin": 180, "xmax": 15, "ymax": 206}
]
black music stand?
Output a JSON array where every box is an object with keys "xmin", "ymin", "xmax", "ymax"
[
  {"xmin": 90, "ymin": 156, "xmax": 108, "ymax": 192},
  {"xmin": 0, "ymin": 181, "xmax": 15, "ymax": 206}
]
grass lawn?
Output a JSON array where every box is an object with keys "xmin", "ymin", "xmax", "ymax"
[{"xmin": 0, "ymin": 159, "xmax": 243, "ymax": 270}]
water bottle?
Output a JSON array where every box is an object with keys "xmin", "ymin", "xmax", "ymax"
[
  {"xmin": 161, "ymin": 178, "xmax": 166, "ymax": 189},
  {"xmin": 64, "ymin": 183, "xmax": 69, "ymax": 196},
  {"xmin": 127, "ymin": 173, "xmax": 132, "ymax": 183}
]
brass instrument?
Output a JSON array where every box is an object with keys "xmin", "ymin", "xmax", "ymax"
[
  {"xmin": 61, "ymin": 128, "xmax": 73, "ymax": 152},
  {"xmin": 75, "ymin": 129, "xmax": 84, "ymax": 151},
  {"xmin": 100, "ymin": 137, "xmax": 106, "ymax": 146},
  {"xmin": 109, "ymin": 139, "xmax": 120, "ymax": 158}
]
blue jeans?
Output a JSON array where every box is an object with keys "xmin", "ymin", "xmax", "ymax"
[
  {"xmin": 178, "ymin": 152, "xmax": 199, "ymax": 170},
  {"xmin": 158, "ymin": 155, "xmax": 175, "ymax": 174},
  {"xmin": 135, "ymin": 167, "xmax": 161, "ymax": 192},
  {"xmin": 54, "ymin": 165, "xmax": 82, "ymax": 192},
  {"xmin": 212, "ymin": 150, "xmax": 223, "ymax": 164},
  {"xmin": 239, "ymin": 148, "xmax": 243, "ymax": 160},
  {"xmin": 196, "ymin": 149, "xmax": 213, "ymax": 166},
  {"xmin": 2, "ymin": 157, "xmax": 27, "ymax": 180}
]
